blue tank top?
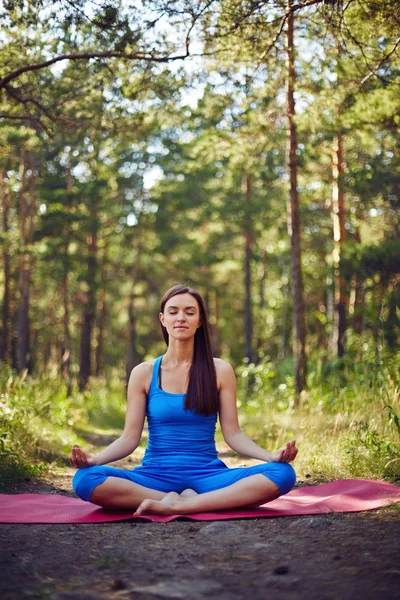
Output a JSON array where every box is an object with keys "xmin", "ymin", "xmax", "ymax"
[{"xmin": 142, "ymin": 355, "xmax": 218, "ymax": 468}]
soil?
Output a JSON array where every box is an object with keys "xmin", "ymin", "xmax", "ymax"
[{"xmin": 1, "ymin": 434, "xmax": 399, "ymax": 600}]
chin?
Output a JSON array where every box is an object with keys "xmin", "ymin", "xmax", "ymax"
[{"xmin": 172, "ymin": 330, "xmax": 192, "ymax": 337}]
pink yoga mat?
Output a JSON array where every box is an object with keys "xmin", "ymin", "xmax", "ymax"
[{"xmin": 0, "ymin": 479, "xmax": 398, "ymax": 524}]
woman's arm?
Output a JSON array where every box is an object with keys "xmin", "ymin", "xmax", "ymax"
[
  {"xmin": 216, "ymin": 359, "xmax": 298, "ymax": 463},
  {"xmin": 69, "ymin": 362, "xmax": 150, "ymax": 468}
]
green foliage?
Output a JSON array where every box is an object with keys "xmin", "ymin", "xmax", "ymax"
[
  {"xmin": 0, "ymin": 455, "xmax": 45, "ymax": 493},
  {"xmin": 340, "ymin": 421, "xmax": 400, "ymax": 481},
  {"xmin": 0, "ymin": 365, "xmax": 125, "ymax": 489},
  {"xmin": 237, "ymin": 346, "xmax": 400, "ymax": 483},
  {"xmin": 83, "ymin": 376, "xmax": 126, "ymax": 430}
]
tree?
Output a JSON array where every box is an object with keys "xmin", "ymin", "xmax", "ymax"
[{"xmin": 285, "ymin": 0, "xmax": 307, "ymax": 396}]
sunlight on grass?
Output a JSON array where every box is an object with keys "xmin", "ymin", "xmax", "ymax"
[{"xmin": 237, "ymin": 350, "xmax": 400, "ymax": 484}]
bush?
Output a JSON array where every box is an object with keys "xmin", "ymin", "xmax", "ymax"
[
  {"xmin": 236, "ymin": 346, "xmax": 400, "ymax": 483},
  {"xmin": 0, "ymin": 365, "xmax": 126, "ymax": 489}
]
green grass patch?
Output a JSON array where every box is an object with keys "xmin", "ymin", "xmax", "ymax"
[
  {"xmin": 237, "ymin": 347, "xmax": 400, "ymax": 483},
  {"xmin": 0, "ymin": 365, "xmax": 126, "ymax": 490}
]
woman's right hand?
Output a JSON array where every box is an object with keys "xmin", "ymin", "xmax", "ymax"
[
  {"xmin": 68, "ymin": 444, "xmax": 95, "ymax": 469},
  {"xmin": 269, "ymin": 440, "xmax": 298, "ymax": 463}
]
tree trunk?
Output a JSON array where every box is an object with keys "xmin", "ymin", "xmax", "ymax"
[
  {"xmin": 384, "ymin": 280, "xmax": 398, "ymax": 349},
  {"xmin": 280, "ymin": 275, "xmax": 291, "ymax": 361},
  {"xmin": 61, "ymin": 168, "xmax": 73, "ymax": 394},
  {"xmin": 206, "ymin": 287, "xmax": 221, "ymax": 358},
  {"xmin": 286, "ymin": 1, "xmax": 307, "ymax": 399},
  {"xmin": 61, "ymin": 250, "xmax": 72, "ymax": 394},
  {"xmin": 17, "ymin": 151, "xmax": 35, "ymax": 373},
  {"xmin": 0, "ymin": 170, "xmax": 10, "ymax": 362},
  {"xmin": 243, "ymin": 172, "xmax": 254, "ymax": 364},
  {"xmin": 349, "ymin": 271, "xmax": 364, "ymax": 336},
  {"xmin": 79, "ymin": 208, "xmax": 98, "ymax": 390},
  {"xmin": 126, "ymin": 237, "xmax": 142, "ymax": 383},
  {"xmin": 79, "ymin": 309, "xmax": 93, "ymax": 390},
  {"xmin": 256, "ymin": 245, "xmax": 267, "ymax": 361},
  {"xmin": 375, "ymin": 274, "xmax": 387, "ymax": 352},
  {"xmin": 126, "ymin": 293, "xmax": 138, "ymax": 382},
  {"xmin": 96, "ymin": 237, "xmax": 109, "ymax": 376},
  {"xmin": 331, "ymin": 133, "xmax": 346, "ymax": 357}
]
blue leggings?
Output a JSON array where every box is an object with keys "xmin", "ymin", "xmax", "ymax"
[{"xmin": 73, "ymin": 458, "xmax": 296, "ymax": 503}]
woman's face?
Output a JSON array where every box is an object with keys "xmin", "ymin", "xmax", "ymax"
[{"xmin": 160, "ymin": 293, "xmax": 201, "ymax": 340}]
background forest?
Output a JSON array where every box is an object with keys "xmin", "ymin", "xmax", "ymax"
[{"xmin": 0, "ymin": 0, "xmax": 399, "ymax": 488}]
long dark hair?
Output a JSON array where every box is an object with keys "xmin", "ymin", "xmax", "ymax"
[{"xmin": 160, "ymin": 284, "xmax": 219, "ymax": 416}]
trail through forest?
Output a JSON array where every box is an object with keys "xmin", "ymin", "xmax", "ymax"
[{"xmin": 1, "ymin": 432, "xmax": 400, "ymax": 600}]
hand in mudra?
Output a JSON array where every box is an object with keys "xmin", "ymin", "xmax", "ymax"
[
  {"xmin": 270, "ymin": 440, "xmax": 298, "ymax": 463},
  {"xmin": 69, "ymin": 444, "xmax": 94, "ymax": 469}
]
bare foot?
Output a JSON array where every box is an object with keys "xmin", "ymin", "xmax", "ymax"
[
  {"xmin": 180, "ymin": 488, "xmax": 198, "ymax": 498},
  {"xmin": 134, "ymin": 491, "xmax": 186, "ymax": 516}
]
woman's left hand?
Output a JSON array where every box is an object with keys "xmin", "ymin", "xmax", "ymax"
[{"xmin": 270, "ymin": 440, "xmax": 298, "ymax": 463}]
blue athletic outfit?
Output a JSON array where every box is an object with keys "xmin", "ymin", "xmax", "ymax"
[{"xmin": 73, "ymin": 356, "xmax": 296, "ymax": 502}]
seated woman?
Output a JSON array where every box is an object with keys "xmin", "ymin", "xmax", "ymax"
[{"xmin": 70, "ymin": 284, "xmax": 298, "ymax": 516}]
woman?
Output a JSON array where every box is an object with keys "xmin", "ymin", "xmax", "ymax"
[{"xmin": 70, "ymin": 284, "xmax": 297, "ymax": 516}]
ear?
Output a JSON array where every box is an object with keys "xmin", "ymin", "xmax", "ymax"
[{"xmin": 159, "ymin": 312, "xmax": 166, "ymax": 327}]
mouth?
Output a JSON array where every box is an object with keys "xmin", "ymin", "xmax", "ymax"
[{"xmin": 174, "ymin": 326, "xmax": 188, "ymax": 329}]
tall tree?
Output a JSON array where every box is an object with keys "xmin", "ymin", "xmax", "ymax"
[
  {"xmin": 0, "ymin": 170, "xmax": 10, "ymax": 362},
  {"xmin": 17, "ymin": 151, "xmax": 36, "ymax": 372},
  {"xmin": 331, "ymin": 131, "xmax": 346, "ymax": 357},
  {"xmin": 285, "ymin": 0, "xmax": 307, "ymax": 397},
  {"xmin": 243, "ymin": 172, "xmax": 254, "ymax": 364}
]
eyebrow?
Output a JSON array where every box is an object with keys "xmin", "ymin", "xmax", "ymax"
[{"xmin": 167, "ymin": 305, "xmax": 197, "ymax": 310}]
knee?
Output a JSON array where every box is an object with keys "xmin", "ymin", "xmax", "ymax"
[
  {"xmin": 276, "ymin": 462, "xmax": 296, "ymax": 495},
  {"xmin": 72, "ymin": 466, "xmax": 107, "ymax": 502},
  {"xmin": 265, "ymin": 462, "xmax": 296, "ymax": 496}
]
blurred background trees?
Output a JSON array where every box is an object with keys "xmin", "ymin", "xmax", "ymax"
[{"xmin": 0, "ymin": 0, "xmax": 399, "ymax": 398}]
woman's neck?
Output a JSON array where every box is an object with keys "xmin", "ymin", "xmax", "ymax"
[{"xmin": 163, "ymin": 340, "xmax": 194, "ymax": 366}]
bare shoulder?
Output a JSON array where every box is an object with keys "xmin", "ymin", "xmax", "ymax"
[
  {"xmin": 213, "ymin": 357, "xmax": 234, "ymax": 373},
  {"xmin": 128, "ymin": 359, "xmax": 156, "ymax": 394},
  {"xmin": 213, "ymin": 358, "xmax": 236, "ymax": 387}
]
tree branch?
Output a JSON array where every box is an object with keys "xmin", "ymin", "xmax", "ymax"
[
  {"xmin": 0, "ymin": 114, "xmax": 39, "ymax": 121},
  {"xmin": 0, "ymin": 49, "xmax": 191, "ymax": 90},
  {"xmin": 5, "ymin": 85, "xmax": 57, "ymax": 122},
  {"xmin": 359, "ymin": 35, "xmax": 400, "ymax": 88}
]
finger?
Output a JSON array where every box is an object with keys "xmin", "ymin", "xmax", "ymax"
[
  {"xmin": 283, "ymin": 443, "xmax": 291, "ymax": 459},
  {"xmin": 284, "ymin": 443, "xmax": 295, "ymax": 462},
  {"xmin": 286, "ymin": 442, "xmax": 296, "ymax": 460},
  {"xmin": 73, "ymin": 450, "xmax": 84, "ymax": 465},
  {"xmin": 280, "ymin": 449, "xmax": 289, "ymax": 462}
]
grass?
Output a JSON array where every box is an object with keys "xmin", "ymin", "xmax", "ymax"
[
  {"xmin": 236, "ymin": 347, "xmax": 400, "ymax": 484},
  {"xmin": 1, "ymin": 344, "xmax": 399, "ymax": 490},
  {"xmin": 0, "ymin": 364, "xmax": 125, "ymax": 491}
]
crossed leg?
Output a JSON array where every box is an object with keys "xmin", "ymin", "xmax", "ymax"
[
  {"xmin": 134, "ymin": 474, "xmax": 279, "ymax": 516},
  {"xmin": 90, "ymin": 477, "xmax": 199, "ymax": 510},
  {"xmin": 88, "ymin": 475, "xmax": 277, "ymax": 514},
  {"xmin": 90, "ymin": 476, "xmax": 166, "ymax": 509}
]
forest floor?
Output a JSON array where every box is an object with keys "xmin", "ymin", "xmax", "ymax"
[{"xmin": 1, "ymin": 431, "xmax": 400, "ymax": 600}]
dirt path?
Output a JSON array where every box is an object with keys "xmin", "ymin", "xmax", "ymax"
[{"xmin": 1, "ymin": 434, "xmax": 399, "ymax": 600}]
